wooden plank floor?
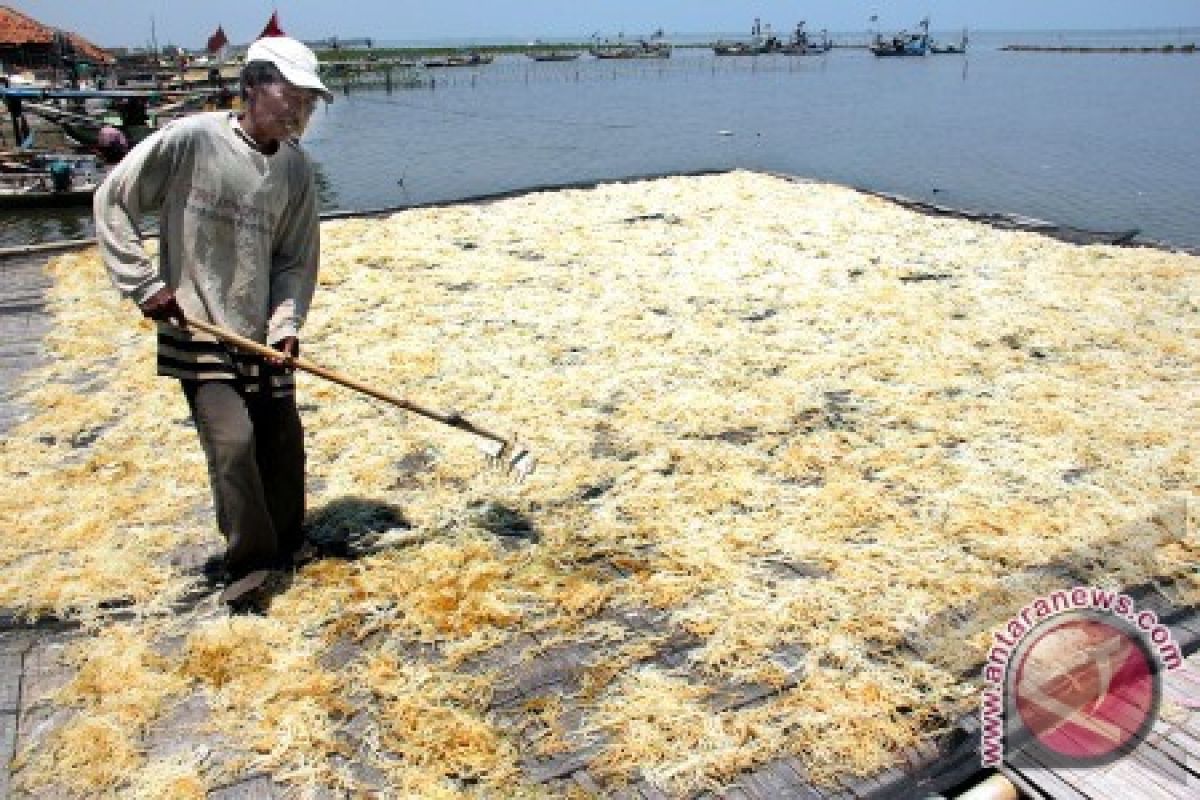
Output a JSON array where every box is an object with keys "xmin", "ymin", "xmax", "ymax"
[
  {"xmin": 0, "ymin": 252, "xmax": 54, "ymax": 435},
  {"xmin": 1003, "ymin": 635, "xmax": 1200, "ymax": 799},
  {"xmin": 2, "ymin": 246, "xmax": 1199, "ymax": 798}
]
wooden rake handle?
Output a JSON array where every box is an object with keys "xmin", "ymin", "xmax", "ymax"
[{"xmin": 182, "ymin": 318, "xmax": 511, "ymax": 449}]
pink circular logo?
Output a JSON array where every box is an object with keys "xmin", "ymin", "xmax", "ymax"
[{"xmin": 1011, "ymin": 612, "xmax": 1159, "ymax": 764}]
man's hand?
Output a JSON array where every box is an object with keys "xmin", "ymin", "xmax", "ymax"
[
  {"xmin": 266, "ymin": 336, "xmax": 299, "ymax": 371},
  {"xmin": 138, "ymin": 288, "xmax": 186, "ymax": 326}
]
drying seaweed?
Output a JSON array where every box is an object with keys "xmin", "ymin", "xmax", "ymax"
[{"xmin": 2, "ymin": 171, "xmax": 1196, "ymax": 796}]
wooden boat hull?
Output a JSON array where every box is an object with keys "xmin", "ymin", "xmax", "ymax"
[
  {"xmin": 593, "ymin": 47, "xmax": 670, "ymax": 59},
  {"xmin": 0, "ymin": 187, "xmax": 95, "ymax": 209},
  {"xmin": 61, "ymin": 121, "xmax": 154, "ymax": 149},
  {"xmin": 778, "ymin": 46, "xmax": 831, "ymax": 55},
  {"xmin": 0, "ymin": 152, "xmax": 105, "ymax": 208},
  {"xmin": 871, "ymin": 47, "xmax": 928, "ymax": 57},
  {"xmin": 426, "ymin": 55, "xmax": 495, "ymax": 67}
]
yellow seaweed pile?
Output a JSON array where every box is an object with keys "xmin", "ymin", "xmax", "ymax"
[{"xmin": 2, "ymin": 171, "xmax": 1197, "ymax": 797}]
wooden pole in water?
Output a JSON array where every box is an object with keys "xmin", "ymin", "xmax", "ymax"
[{"xmin": 6, "ymin": 99, "xmax": 22, "ymax": 146}]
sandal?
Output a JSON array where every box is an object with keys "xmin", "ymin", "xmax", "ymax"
[{"xmin": 218, "ymin": 568, "xmax": 271, "ymax": 606}]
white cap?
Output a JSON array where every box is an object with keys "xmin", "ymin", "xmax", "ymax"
[{"xmin": 246, "ymin": 36, "xmax": 333, "ymax": 103}]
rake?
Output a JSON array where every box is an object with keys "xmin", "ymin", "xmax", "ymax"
[{"xmin": 183, "ymin": 318, "xmax": 536, "ymax": 480}]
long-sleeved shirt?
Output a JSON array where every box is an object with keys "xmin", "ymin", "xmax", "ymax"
[{"xmin": 94, "ymin": 111, "xmax": 319, "ymax": 394}]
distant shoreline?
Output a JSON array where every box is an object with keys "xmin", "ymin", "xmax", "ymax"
[
  {"xmin": 310, "ymin": 27, "xmax": 1200, "ymax": 60},
  {"xmin": 315, "ymin": 38, "xmax": 1198, "ymax": 61},
  {"xmin": 1000, "ymin": 43, "xmax": 1196, "ymax": 53},
  {"xmin": 356, "ymin": 27, "xmax": 1200, "ymax": 49}
]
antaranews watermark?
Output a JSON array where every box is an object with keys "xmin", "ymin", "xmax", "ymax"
[{"xmin": 980, "ymin": 586, "xmax": 1181, "ymax": 769}]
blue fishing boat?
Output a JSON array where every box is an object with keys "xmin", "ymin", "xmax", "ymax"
[{"xmin": 871, "ymin": 18, "xmax": 930, "ymax": 57}]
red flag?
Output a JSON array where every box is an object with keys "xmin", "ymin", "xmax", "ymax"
[
  {"xmin": 206, "ymin": 25, "xmax": 229, "ymax": 53},
  {"xmin": 259, "ymin": 11, "xmax": 285, "ymax": 38}
]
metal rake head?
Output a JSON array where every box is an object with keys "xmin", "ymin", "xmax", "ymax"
[{"xmin": 475, "ymin": 435, "xmax": 536, "ymax": 481}]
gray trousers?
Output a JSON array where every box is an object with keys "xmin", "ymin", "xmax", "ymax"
[{"xmin": 182, "ymin": 380, "xmax": 306, "ymax": 577}]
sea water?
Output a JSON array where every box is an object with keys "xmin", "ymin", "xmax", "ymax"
[{"xmin": 3, "ymin": 29, "xmax": 1198, "ymax": 249}]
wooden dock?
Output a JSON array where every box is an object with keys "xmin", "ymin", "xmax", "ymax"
[
  {"xmin": 2, "ymin": 242, "xmax": 1198, "ymax": 798},
  {"xmin": 1001, "ymin": 591, "xmax": 1200, "ymax": 800},
  {"xmin": 0, "ymin": 249, "xmax": 56, "ymax": 435},
  {"xmin": 1003, "ymin": 663, "xmax": 1200, "ymax": 798}
]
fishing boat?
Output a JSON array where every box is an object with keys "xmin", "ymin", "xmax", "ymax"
[
  {"xmin": 528, "ymin": 51, "xmax": 581, "ymax": 62},
  {"xmin": 447, "ymin": 51, "xmax": 494, "ymax": 66},
  {"xmin": 712, "ymin": 41, "xmax": 761, "ymax": 56},
  {"xmin": 930, "ymin": 30, "xmax": 969, "ymax": 54},
  {"xmin": 778, "ymin": 22, "xmax": 832, "ymax": 55},
  {"xmin": 871, "ymin": 18, "xmax": 930, "ymax": 57},
  {"xmin": 425, "ymin": 51, "xmax": 495, "ymax": 68},
  {"xmin": 47, "ymin": 109, "xmax": 154, "ymax": 151},
  {"xmin": 0, "ymin": 152, "xmax": 105, "ymax": 208},
  {"xmin": 714, "ymin": 17, "xmax": 774, "ymax": 55},
  {"xmin": 591, "ymin": 38, "xmax": 671, "ymax": 59},
  {"xmin": 4, "ymin": 87, "xmax": 213, "ymax": 156},
  {"xmin": 715, "ymin": 18, "xmax": 829, "ymax": 56}
]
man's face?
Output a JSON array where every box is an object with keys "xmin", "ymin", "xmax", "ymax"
[{"xmin": 246, "ymin": 79, "xmax": 320, "ymax": 142}]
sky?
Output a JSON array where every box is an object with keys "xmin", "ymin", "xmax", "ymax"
[{"xmin": 18, "ymin": 1, "xmax": 1200, "ymax": 49}]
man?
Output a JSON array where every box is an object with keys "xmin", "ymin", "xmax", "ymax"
[{"xmin": 93, "ymin": 36, "xmax": 332, "ymax": 605}]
